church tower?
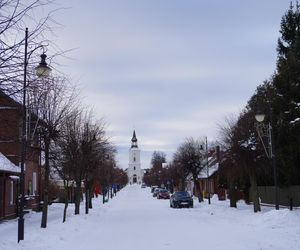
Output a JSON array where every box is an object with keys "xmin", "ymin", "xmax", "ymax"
[{"xmin": 127, "ymin": 130, "xmax": 143, "ymax": 184}]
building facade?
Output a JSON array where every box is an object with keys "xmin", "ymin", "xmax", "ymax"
[
  {"xmin": 0, "ymin": 91, "xmax": 41, "ymax": 220},
  {"xmin": 0, "ymin": 153, "xmax": 20, "ymax": 219},
  {"xmin": 127, "ymin": 131, "xmax": 143, "ymax": 184}
]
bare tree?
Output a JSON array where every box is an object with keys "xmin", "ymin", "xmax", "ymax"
[
  {"xmin": 0, "ymin": 0, "xmax": 59, "ymax": 95},
  {"xmin": 167, "ymin": 161, "xmax": 189, "ymax": 192},
  {"xmin": 81, "ymin": 120, "xmax": 110, "ymax": 214},
  {"xmin": 218, "ymin": 113, "xmax": 262, "ymax": 212},
  {"xmin": 50, "ymin": 144, "xmax": 74, "ymax": 223},
  {"xmin": 27, "ymin": 76, "xmax": 77, "ymax": 227},
  {"xmin": 218, "ymin": 115, "xmax": 240, "ymax": 208},
  {"xmin": 58, "ymin": 108, "xmax": 113, "ymax": 216},
  {"xmin": 173, "ymin": 137, "xmax": 205, "ymax": 201}
]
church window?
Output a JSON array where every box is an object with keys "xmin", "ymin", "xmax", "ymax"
[
  {"xmin": 133, "ymin": 157, "xmax": 136, "ymax": 162},
  {"xmin": 134, "ymin": 167, "xmax": 136, "ymax": 171}
]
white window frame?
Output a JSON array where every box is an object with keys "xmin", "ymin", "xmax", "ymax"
[
  {"xmin": 32, "ymin": 172, "xmax": 37, "ymax": 195},
  {"xmin": 10, "ymin": 181, "xmax": 14, "ymax": 205}
]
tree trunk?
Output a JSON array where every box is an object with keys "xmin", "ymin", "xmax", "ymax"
[
  {"xmin": 41, "ymin": 138, "xmax": 50, "ymax": 228},
  {"xmin": 250, "ymin": 173, "xmax": 261, "ymax": 212},
  {"xmin": 88, "ymin": 180, "xmax": 94, "ymax": 208},
  {"xmin": 74, "ymin": 182, "xmax": 81, "ymax": 215},
  {"xmin": 243, "ymin": 186, "xmax": 250, "ymax": 205},
  {"xmin": 179, "ymin": 177, "xmax": 185, "ymax": 191},
  {"xmin": 229, "ymin": 178, "xmax": 237, "ymax": 208},
  {"xmin": 89, "ymin": 187, "xmax": 93, "ymax": 209},
  {"xmin": 193, "ymin": 176, "xmax": 203, "ymax": 202},
  {"xmin": 63, "ymin": 185, "xmax": 69, "ymax": 223},
  {"xmin": 85, "ymin": 181, "xmax": 89, "ymax": 214}
]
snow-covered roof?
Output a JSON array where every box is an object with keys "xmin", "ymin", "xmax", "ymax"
[
  {"xmin": 0, "ymin": 152, "xmax": 20, "ymax": 173},
  {"xmin": 198, "ymin": 163, "xmax": 219, "ymax": 179}
]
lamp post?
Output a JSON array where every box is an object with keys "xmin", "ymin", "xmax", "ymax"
[
  {"xmin": 18, "ymin": 28, "xmax": 51, "ymax": 243},
  {"xmin": 255, "ymin": 111, "xmax": 279, "ymax": 210}
]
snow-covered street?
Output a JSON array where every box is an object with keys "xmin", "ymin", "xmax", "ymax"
[{"xmin": 1, "ymin": 185, "xmax": 300, "ymax": 250}]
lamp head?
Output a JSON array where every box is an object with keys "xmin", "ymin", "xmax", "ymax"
[
  {"xmin": 255, "ymin": 113, "xmax": 265, "ymax": 122},
  {"xmin": 36, "ymin": 53, "xmax": 51, "ymax": 78}
]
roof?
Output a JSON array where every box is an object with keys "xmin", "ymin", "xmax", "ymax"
[
  {"xmin": 131, "ymin": 130, "xmax": 138, "ymax": 148},
  {"xmin": 0, "ymin": 152, "xmax": 20, "ymax": 173},
  {"xmin": 0, "ymin": 90, "xmax": 22, "ymax": 108},
  {"xmin": 131, "ymin": 130, "xmax": 137, "ymax": 142},
  {"xmin": 198, "ymin": 162, "xmax": 219, "ymax": 178}
]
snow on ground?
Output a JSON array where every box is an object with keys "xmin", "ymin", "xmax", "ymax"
[{"xmin": 0, "ymin": 185, "xmax": 300, "ymax": 250}]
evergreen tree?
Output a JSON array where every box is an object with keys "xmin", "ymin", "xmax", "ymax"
[{"xmin": 273, "ymin": 2, "xmax": 300, "ymax": 185}]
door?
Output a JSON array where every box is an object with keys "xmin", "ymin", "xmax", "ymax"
[{"xmin": 133, "ymin": 174, "xmax": 137, "ymax": 183}]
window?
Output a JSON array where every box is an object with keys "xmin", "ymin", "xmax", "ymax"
[
  {"xmin": 28, "ymin": 180, "xmax": 32, "ymax": 195},
  {"xmin": 33, "ymin": 172, "xmax": 37, "ymax": 195},
  {"xmin": 10, "ymin": 181, "xmax": 14, "ymax": 205},
  {"xmin": 133, "ymin": 157, "xmax": 136, "ymax": 162},
  {"xmin": 134, "ymin": 167, "xmax": 136, "ymax": 171}
]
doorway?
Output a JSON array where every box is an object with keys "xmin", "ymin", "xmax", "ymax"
[{"xmin": 133, "ymin": 174, "xmax": 137, "ymax": 183}]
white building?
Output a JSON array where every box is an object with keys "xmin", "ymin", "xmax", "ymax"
[{"xmin": 127, "ymin": 130, "xmax": 143, "ymax": 184}]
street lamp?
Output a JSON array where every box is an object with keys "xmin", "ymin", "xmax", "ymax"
[
  {"xmin": 18, "ymin": 27, "xmax": 51, "ymax": 243},
  {"xmin": 255, "ymin": 111, "xmax": 279, "ymax": 210},
  {"xmin": 36, "ymin": 53, "xmax": 52, "ymax": 78}
]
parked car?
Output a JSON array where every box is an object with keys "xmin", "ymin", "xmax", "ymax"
[
  {"xmin": 153, "ymin": 188, "xmax": 162, "ymax": 197},
  {"xmin": 170, "ymin": 191, "xmax": 193, "ymax": 208},
  {"xmin": 141, "ymin": 183, "xmax": 146, "ymax": 188},
  {"xmin": 151, "ymin": 186, "xmax": 159, "ymax": 193},
  {"xmin": 157, "ymin": 189, "xmax": 170, "ymax": 199}
]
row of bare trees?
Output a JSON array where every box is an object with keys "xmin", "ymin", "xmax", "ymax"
[
  {"xmin": 1, "ymin": 0, "xmax": 128, "ymax": 229},
  {"xmin": 29, "ymin": 77, "xmax": 127, "ymax": 226},
  {"xmin": 144, "ymin": 138, "xmax": 207, "ymax": 202}
]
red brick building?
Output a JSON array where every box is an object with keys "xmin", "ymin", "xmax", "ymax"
[
  {"xmin": 0, "ymin": 153, "xmax": 20, "ymax": 219},
  {"xmin": 0, "ymin": 91, "xmax": 42, "ymax": 220}
]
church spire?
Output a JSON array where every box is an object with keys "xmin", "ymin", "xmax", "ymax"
[{"xmin": 131, "ymin": 130, "xmax": 138, "ymax": 148}]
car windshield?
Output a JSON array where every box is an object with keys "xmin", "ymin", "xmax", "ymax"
[
  {"xmin": 160, "ymin": 190, "xmax": 168, "ymax": 193},
  {"xmin": 174, "ymin": 191, "xmax": 190, "ymax": 197}
]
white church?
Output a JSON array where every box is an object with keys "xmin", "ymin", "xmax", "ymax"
[{"xmin": 127, "ymin": 130, "xmax": 143, "ymax": 184}]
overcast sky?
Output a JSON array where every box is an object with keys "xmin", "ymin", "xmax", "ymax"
[{"xmin": 46, "ymin": 0, "xmax": 290, "ymax": 169}]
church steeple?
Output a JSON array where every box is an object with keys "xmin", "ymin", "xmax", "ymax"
[
  {"xmin": 131, "ymin": 130, "xmax": 138, "ymax": 148},
  {"xmin": 128, "ymin": 130, "xmax": 142, "ymax": 184}
]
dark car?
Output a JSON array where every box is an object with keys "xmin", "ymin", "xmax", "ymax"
[
  {"xmin": 170, "ymin": 191, "xmax": 193, "ymax": 208},
  {"xmin": 157, "ymin": 189, "xmax": 170, "ymax": 199}
]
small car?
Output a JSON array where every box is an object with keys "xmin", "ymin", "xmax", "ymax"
[
  {"xmin": 141, "ymin": 183, "xmax": 146, "ymax": 188},
  {"xmin": 157, "ymin": 189, "xmax": 170, "ymax": 199},
  {"xmin": 170, "ymin": 191, "xmax": 193, "ymax": 208},
  {"xmin": 153, "ymin": 188, "xmax": 162, "ymax": 197}
]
